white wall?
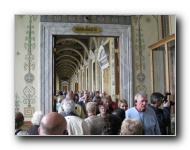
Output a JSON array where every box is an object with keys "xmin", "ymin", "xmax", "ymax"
[{"xmin": 15, "ymin": 15, "xmax": 40, "ymax": 121}]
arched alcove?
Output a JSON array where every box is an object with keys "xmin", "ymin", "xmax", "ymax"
[{"xmin": 98, "ymin": 45, "xmax": 109, "ymax": 70}]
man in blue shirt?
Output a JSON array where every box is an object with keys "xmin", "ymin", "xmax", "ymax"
[{"xmin": 125, "ymin": 91, "xmax": 161, "ymax": 135}]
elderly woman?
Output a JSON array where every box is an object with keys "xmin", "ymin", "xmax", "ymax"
[
  {"xmin": 26, "ymin": 111, "xmax": 44, "ymax": 135},
  {"xmin": 84, "ymin": 102, "xmax": 105, "ymax": 135},
  {"xmin": 120, "ymin": 118, "xmax": 143, "ymax": 135},
  {"xmin": 15, "ymin": 112, "xmax": 28, "ymax": 135},
  {"xmin": 97, "ymin": 104, "xmax": 109, "ymax": 118}
]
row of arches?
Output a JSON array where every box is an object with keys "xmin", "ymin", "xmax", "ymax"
[{"xmin": 54, "ymin": 36, "xmax": 114, "ymax": 95}]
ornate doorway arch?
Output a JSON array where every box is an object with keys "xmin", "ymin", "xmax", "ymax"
[{"xmin": 40, "ymin": 22, "xmax": 132, "ymax": 114}]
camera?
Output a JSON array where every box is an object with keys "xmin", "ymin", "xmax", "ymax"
[{"xmin": 162, "ymin": 92, "xmax": 175, "ymax": 106}]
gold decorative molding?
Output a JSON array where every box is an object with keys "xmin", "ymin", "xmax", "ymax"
[
  {"xmin": 72, "ymin": 26, "xmax": 101, "ymax": 33},
  {"xmin": 115, "ymin": 48, "xmax": 119, "ymax": 53}
]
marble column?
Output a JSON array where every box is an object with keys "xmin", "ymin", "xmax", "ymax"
[
  {"xmin": 83, "ymin": 65, "xmax": 86, "ymax": 90},
  {"xmin": 72, "ymin": 76, "xmax": 75, "ymax": 91},
  {"xmin": 78, "ymin": 70, "xmax": 82, "ymax": 92},
  {"xmin": 88, "ymin": 59, "xmax": 92, "ymax": 92},
  {"xmin": 95, "ymin": 49, "xmax": 99, "ymax": 91},
  {"xmin": 81, "ymin": 69, "xmax": 84, "ymax": 91}
]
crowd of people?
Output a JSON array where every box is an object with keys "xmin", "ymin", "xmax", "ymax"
[{"xmin": 15, "ymin": 90, "xmax": 173, "ymax": 136}]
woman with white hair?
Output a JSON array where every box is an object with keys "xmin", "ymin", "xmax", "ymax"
[
  {"xmin": 120, "ymin": 118, "xmax": 143, "ymax": 135},
  {"xmin": 84, "ymin": 102, "xmax": 105, "ymax": 135},
  {"xmin": 26, "ymin": 111, "xmax": 44, "ymax": 135}
]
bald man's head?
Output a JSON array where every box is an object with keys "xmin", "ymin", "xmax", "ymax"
[{"xmin": 38, "ymin": 112, "xmax": 67, "ymax": 135}]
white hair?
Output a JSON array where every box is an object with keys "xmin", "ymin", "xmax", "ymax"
[
  {"xmin": 63, "ymin": 99, "xmax": 75, "ymax": 114},
  {"xmin": 121, "ymin": 118, "xmax": 142, "ymax": 135},
  {"xmin": 134, "ymin": 91, "xmax": 147, "ymax": 101},
  {"xmin": 31, "ymin": 111, "xmax": 44, "ymax": 126}
]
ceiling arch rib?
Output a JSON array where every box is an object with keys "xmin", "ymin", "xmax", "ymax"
[
  {"xmin": 65, "ymin": 70, "xmax": 74, "ymax": 77},
  {"xmin": 89, "ymin": 37, "xmax": 98, "ymax": 51},
  {"xmin": 57, "ymin": 68, "xmax": 75, "ymax": 76},
  {"xmin": 56, "ymin": 38, "xmax": 89, "ymax": 54},
  {"xmin": 64, "ymin": 70, "xmax": 74, "ymax": 78},
  {"xmin": 56, "ymin": 63, "xmax": 76, "ymax": 73},
  {"xmin": 56, "ymin": 55, "xmax": 80, "ymax": 67},
  {"xmin": 56, "ymin": 60, "xmax": 78, "ymax": 69},
  {"xmin": 57, "ymin": 66, "xmax": 76, "ymax": 75},
  {"xmin": 60, "ymin": 71, "xmax": 74, "ymax": 81},
  {"xmin": 58, "ymin": 69, "xmax": 74, "ymax": 79},
  {"xmin": 57, "ymin": 70, "xmax": 75, "ymax": 79},
  {"xmin": 54, "ymin": 35, "xmax": 92, "ymax": 82},
  {"xmin": 56, "ymin": 65, "xmax": 76, "ymax": 79},
  {"xmin": 57, "ymin": 47, "xmax": 84, "ymax": 63},
  {"xmin": 57, "ymin": 71, "xmax": 73, "ymax": 80},
  {"xmin": 92, "ymin": 37, "xmax": 98, "ymax": 49},
  {"xmin": 57, "ymin": 67, "xmax": 75, "ymax": 79}
]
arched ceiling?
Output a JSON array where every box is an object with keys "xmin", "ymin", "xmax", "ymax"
[
  {"xmin": 54, "ymin": 35, "xmax": 91, "ymax": 82},
  {"xmin": 54, "ymin": 35, "xmax": 112, "ymax": 83}
]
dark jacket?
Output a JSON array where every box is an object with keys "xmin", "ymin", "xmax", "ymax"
[
  {"xmin": 106, "ymin": 106, "xmax": 114, "ymax": 114},
  {"xmin": 26, "ymin": 125, "xmax": 39, "ymax": 135},
  {"xmin": 147, "ymin": 104, "xmax": 170, "ymax": 135},
  {"xmin": 59, "ymin": 111, "xmax": 79, "ymax": 117}
]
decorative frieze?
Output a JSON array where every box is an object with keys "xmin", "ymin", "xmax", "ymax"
[{"xmin": 41, "ymin": 15, "xmax": 131, "ymax": 25}]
